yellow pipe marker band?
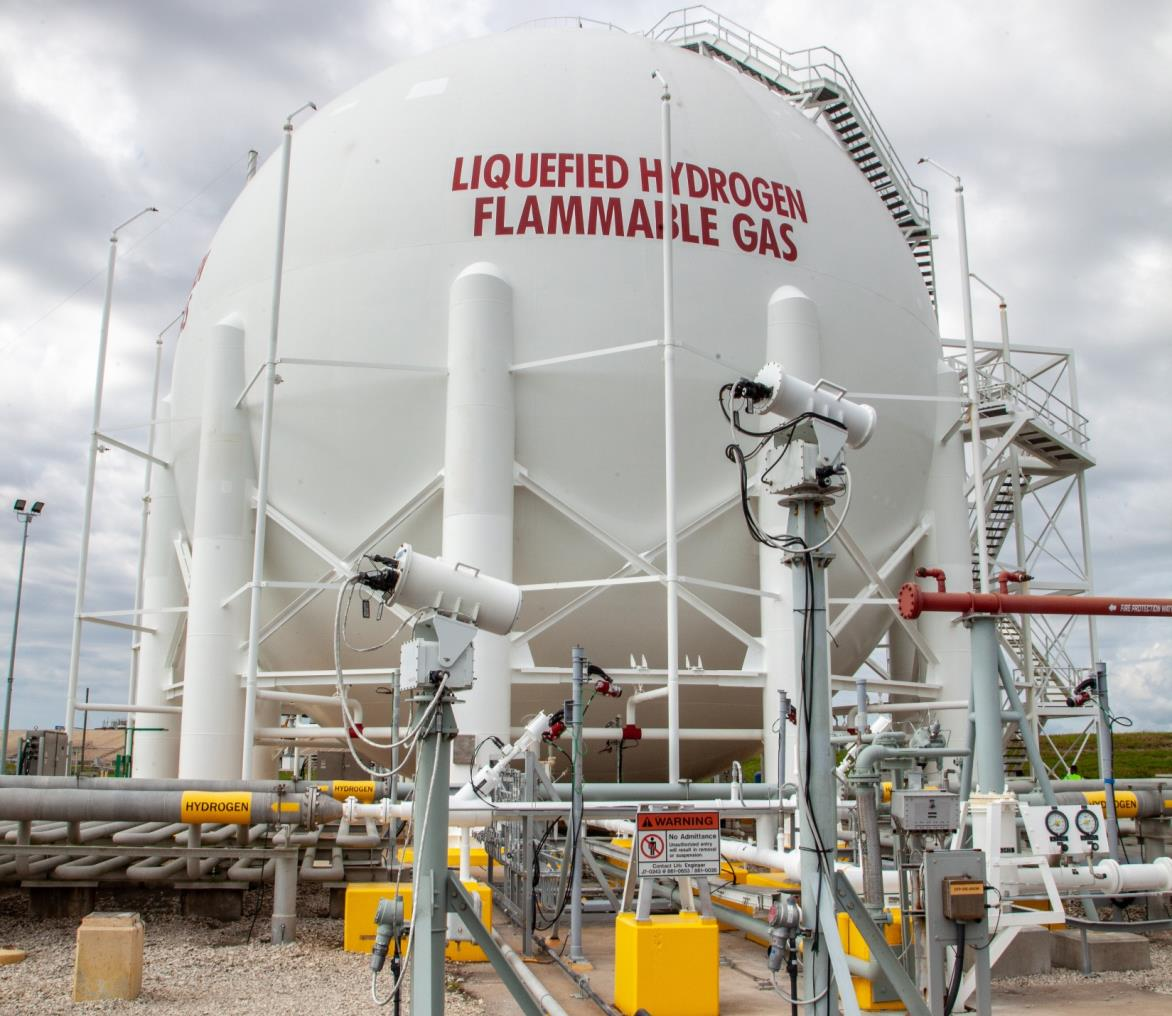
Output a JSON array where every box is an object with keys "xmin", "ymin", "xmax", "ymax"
[{"xmin": 180, "ymin": 792, "xmax": 252, "ymax": 824}]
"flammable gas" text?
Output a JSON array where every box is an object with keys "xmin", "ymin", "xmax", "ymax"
[{"xmin": 451, "ymin": 152, "xmax": 808, "ymax": 262}]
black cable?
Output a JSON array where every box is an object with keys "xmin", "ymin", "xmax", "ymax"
[
  {"xmin": 245, "ymin": 875, "xmax": 266, "ymax": 944},
  {"xmin": 943, "ymin": 922, "xmax": 966, "ymax": 1015}
]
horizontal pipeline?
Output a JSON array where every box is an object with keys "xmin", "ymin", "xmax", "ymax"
[
  {"xmin": 0, "ymin": 788, "xmax": 343, "ymax": 828},
  {"xmin": 899, "ymin": 583, "xmax": 1172, "ymax": 620},
  {"xmin": 0, "ymin": 776, "xmax": 389, "ymax": 803}
]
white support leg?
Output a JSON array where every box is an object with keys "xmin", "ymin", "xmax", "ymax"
[
  {"xmin": 445, "ymin": 263, "xmax": 515, "ymax": 764},
  {"xmin": 178, "ymin": 316, "xmax": 256, "ymax": 779},
  {"xmin": 131, "ymin": 402, "xmax": 184, "ymax": 778}
]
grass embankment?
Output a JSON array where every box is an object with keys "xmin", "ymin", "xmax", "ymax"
[
  {"xmin": 728, "ymin": 732, "xmax": 1172, "ymax": 782},
  {"xmin": 1039, "ymin": 731, "xmax": 1172, "ymax": 780}
]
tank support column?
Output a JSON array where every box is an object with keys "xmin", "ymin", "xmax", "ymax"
[
  {"xmin": 444, "ymin": 264, "xmax": 516, "ymax": 766},
  {"xmin": 131, "ymin": 402, "xmax": 184, "ymax": 778},
  {"xmin": 178, "ymin": 317, "xmax": 254, "ymax": 779}
]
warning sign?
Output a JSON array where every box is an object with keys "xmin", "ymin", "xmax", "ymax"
[{"xmin": 635, "ymin": 810, "xmax": 720, "ymax": 877}]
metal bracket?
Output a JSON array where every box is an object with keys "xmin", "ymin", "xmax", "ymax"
[{"xmin": 833, "ymin": 872, "xmax": 933, "ymax": 1016}]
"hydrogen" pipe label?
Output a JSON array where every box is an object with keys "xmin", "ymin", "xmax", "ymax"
[{"xmin": 180, "ymin": 792, "xmax": 253, "ymax": 824}]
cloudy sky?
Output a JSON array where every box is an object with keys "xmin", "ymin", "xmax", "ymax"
[{"xmin": 1, "ymin": 0, "xmax": 1169, "ymax": 742}]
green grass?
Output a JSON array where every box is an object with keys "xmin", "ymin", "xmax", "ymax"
[
  {"xmin": 715, "ymin": 732, "xmax": 1172, "ymax": 783},
  {"xmin": 1039, "ymin": 731, "xmax": 1172, "ymax": 780}
]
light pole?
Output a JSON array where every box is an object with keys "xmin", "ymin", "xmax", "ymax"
[
  {"xmin": 917, "ymin": 158, "xmax": 992, "ymax": 595},
  {"xmin": 64, "ymin": 206, "xmax": 157, "ymax": 772},
  {"xmin": 2, "ymin": 499, "xmax": 45, "ymax": 774}
]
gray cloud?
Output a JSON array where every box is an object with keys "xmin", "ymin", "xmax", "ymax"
[{"xmin": 0, "ymin": 1, "xmax": 1169, "ymax": 744}]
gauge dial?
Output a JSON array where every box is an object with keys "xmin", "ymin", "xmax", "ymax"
[
  {"xmin": 1075, "ymin": 808, "xmax": 1100, "ymax": 837},
  {"xmin": 1044, "ymin": 809, "xmax": 1070, "ymax": 838}
]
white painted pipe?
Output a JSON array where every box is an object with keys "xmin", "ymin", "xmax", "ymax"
[
  {"xmin": 255, "ymin": 688, "xmax": 363, "ymax": 724},
  {"xmin": 490, "ymin": 927, "xmax": 570, "ymax": 1016},
  {"xmin": 77, "ymin": 702, "xmax": 181, "ymax": 715},
  {"xmin": 178, "ymin": 317, "xmax": 254, "ymax": 779},
  {"xmin": 254, "ymin": 726, "xmax": 398, "ymax": 740},
  {"xmin": 625, "ymin": 685, "xmax": 667, "ymax": 725},
  {"xmin": 445, "ymin": 263, "xmax": 515, "ymax": 768}
]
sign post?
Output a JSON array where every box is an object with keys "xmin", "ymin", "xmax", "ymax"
[{"xmin": 623, "ymin": 808, "xmax": 720, "ymax": 921}]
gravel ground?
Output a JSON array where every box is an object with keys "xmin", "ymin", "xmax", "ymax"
[
  {"xmin": 997, "ymin": 929, "xmax": 1172, "ymax": 995},
  {"xmin": 0, "ymin": 885, "xmax": 487, "ymax": 1015}
]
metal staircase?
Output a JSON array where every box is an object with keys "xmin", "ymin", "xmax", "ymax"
[
  {"xmin": 650, "ymin": 7, "xmax": 936, "ymax": 304},
  {"xmin": 946, "ymin": 342, "xmax": 1101, "ymax": 772}
]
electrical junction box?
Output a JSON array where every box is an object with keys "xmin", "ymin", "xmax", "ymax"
[
  {"xmin": 891, "ymin": 791, "xmax": 959, "ymax": 832},
  {"xmin": 941, "ymin": 878, "xmax": 987, "ymax": 923},
  {"xmin": 446, "ymin": 880, "xmax": 492, "ymax": 962},
  {"xmin": 399, "ymin": 638, "xmax": 474, "ymax": 691}
]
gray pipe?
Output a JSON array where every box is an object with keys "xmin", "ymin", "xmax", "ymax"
[
  {"xmin": 490, "ymin": 927, "xmax": 571, "ymax": 1016},
  {"xmin": 126, "ymin": 855, "xmax": 188, "ymax": 881},
  {"xmin": 856, "ymin": 786, "xmax": 884, "ymax": 914}
]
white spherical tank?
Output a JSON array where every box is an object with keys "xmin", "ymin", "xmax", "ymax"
[{"xmin": 165, "ymin": 27, "xmax": 940, "ymax": 780}]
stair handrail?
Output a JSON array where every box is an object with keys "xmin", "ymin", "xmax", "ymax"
[
  {"xmin": 950, "ymin": 358, "xmax": 1089, "ymax": 448},
  {"xmin": 647, "ymin": 6, "xmax": 930, "ymax": 225}
]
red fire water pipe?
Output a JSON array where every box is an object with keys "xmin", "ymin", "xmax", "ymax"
[{"xmin": 899, "ymin": 567, "xmax": 1172, "ymax": 620}]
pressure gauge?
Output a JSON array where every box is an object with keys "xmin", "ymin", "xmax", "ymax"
[
  {"xmin": 1044, "ymin": 808, "xmax": 1070, "ymax": 838},
  {"xmin": 1075, "ymin": 807, "xmax": 1100, "ymax": 837}
]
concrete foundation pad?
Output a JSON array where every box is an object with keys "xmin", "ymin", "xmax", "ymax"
[
  {"xmin": 1051, "ymin": 928, "xmax": 1152, "ymax": 973},
  {"xmin": 992, "ymin": 926, "xmax": 1052, "ymax": 979},
  {"xmin": 176, "ymin": 883, "xmax": 246, "ymax": 921},
  {"xmin": 23, "ymin": 881, "xmax": 95, "ymax": 919}
]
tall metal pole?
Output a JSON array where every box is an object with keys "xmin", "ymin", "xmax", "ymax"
[
  {"xmin": 568, "ymin": 646, "xmax": 587, "ymax": 964},
  {"xmin": 241, "ymin": 102, "xmax": 314, "ymax": 778},
  {"xmin": 971, "ymin": 277, "xmax": 1038, "ymax": 748},
  {"xmin": 919, "ymin": 160, "xmax": 990, "ymax": 595},
  {"xmin": 652, "ymin": 70, "xmax": 681, "ymax": 785},
  {"xmin": 410, "ymin": 685, "xmax": 456, "ymax": 1015},
  {"xmin": 126, "ymin": 314, "xmax": 179, "ymax": 758},
  {"xmin": 64, "ymin": 206, "xmax": 157, "ymax": 772},
  {"xmin": 2, "ymin": 512, "xmax": 34, "ymax": 774},
  {"xmin": 791, "ymin": 495, "xmax": 837, "ymax": 1015}
]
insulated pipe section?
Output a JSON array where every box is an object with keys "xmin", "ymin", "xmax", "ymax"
[
  {"xmin": 1048, "ymin": 789, "xmax": 1172, "ymax": 820},
  {"xmin": 0, "ymin": 776, "xmax": 391, "ymax": 802},
  {"xmin": 0, "ymin": 788, "xmax": 342, "ymax": 828}
]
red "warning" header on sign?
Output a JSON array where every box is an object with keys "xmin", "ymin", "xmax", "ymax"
[{"xmin": 636, "ymin": 811, "xmax": 719, "ymax": 831}]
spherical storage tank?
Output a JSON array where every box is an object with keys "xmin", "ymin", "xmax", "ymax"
[{"xmin": 163, "ymin": 26, "xmax": 940, "ymax": 781}]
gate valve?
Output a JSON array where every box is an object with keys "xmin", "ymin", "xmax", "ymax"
[
  {"xmin": 621, "ymin": 723, "xmax": 642, "ymax": 742},
  {"xmin": 594, "ymin": 677, "xmax": 623, "ymax": 698},
  {"xmin": 347, "ymin": 722, "xmax": 364, "ymax": 739}
]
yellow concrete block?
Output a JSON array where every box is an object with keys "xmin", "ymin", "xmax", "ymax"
[
  {"xmin": 446, "ymin": 880, "xmax": 492, "ymax": 962},
  {"xmin": 0, "ymin": 948, "xmax": 26, "ymax": 965},
  {"xmin": 343, "ymin": 883, "xmax": 413, "ymax": 954},
  {"xmin": 614, "ymin": 912, "xmax": 720, "ymax": 1016},
  {"xmin": 72, "ymin": 912, "xmax": 143, "ymax": 1002},
  {"xmin": 837, "ymin": 908, "xmax": 904, "ymax": 1011},
  {"xmin": 396, "ymin": 846, "xmax": 490, "ymax": 869}
]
